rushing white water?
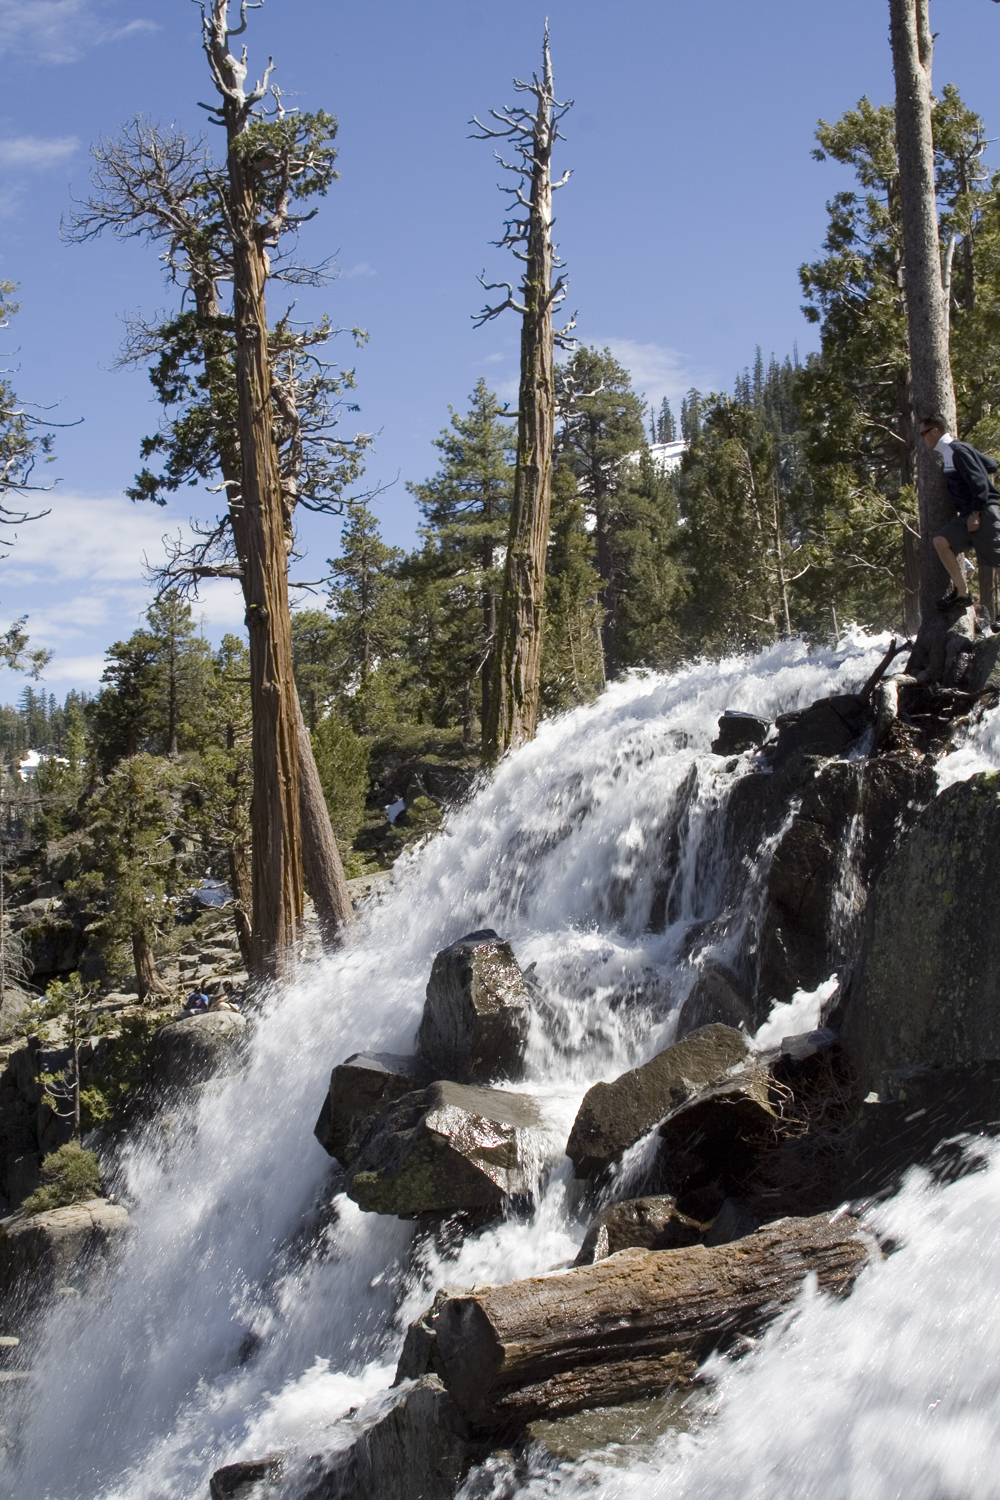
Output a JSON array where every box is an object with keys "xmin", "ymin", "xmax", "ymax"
[{"xmin": 6, "ymin": 632, "xmax": 1000, "ymax": 1500}]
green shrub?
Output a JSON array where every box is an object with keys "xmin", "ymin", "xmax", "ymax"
[
  {"xmin": 20, "ymin": 1141, "xmax": 102, "ymax": 1216},
  {"xmin": 312, "ymin": 711, "xmax": 370, "ymax": 848}
]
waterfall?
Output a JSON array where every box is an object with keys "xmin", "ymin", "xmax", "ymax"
[{"xmin": 5, "ymin": 632, "xmax": 998, "ymax": 1500}]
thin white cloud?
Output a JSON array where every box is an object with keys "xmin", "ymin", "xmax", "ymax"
[
  {"xmin": 590, "ymin": 338, "xmax": 714, "ymax": 412},
  {"xmin": 0, "ymin": 1, "xmax": 158, "ymax": 65},
  {"xmin": 0, "ymin": 135, "xmax": 79, "ymax": 169},
  {"xmin": 341, "ymin": 262, "xmax": 377, "ymax": 279},
  {"xmin": 0, "ymin": 491, "xmax": 244, "ymax": 692}
]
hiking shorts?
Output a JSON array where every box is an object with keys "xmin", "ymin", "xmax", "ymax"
[{"xmin": 936, "ymin": 502, "xmax": 1000, "ymax": 567}]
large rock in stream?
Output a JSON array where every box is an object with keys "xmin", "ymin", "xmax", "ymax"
[
  {"xmin": 314, "ymin": 1053, "xmax": 433, "ymax": 1167},
  {"xmin": 345, "ymin": 1081, "xmax": 542, "ymax": 1216},
  {"xmin": 566, "ymin": 1023, "xmax": 752, "ymax": 1179},
  {"xmin": 0, "ymin": 1196, "xmax": 129, "ymax": 1308},
  {"xmin": 417, "ymin": 929, "xmax": 532, "ymax": 1084},
  {"xmin": 840, "ymin": 772, "xmax": 1000, "ymax": 1091},
  {"xmin": 149, "ymin": 1012, "xmax": 247, "ymax": 1092},
  {"xmin": 420, "ymin": 1212, "xmax": 875, "ymax": 1427}
]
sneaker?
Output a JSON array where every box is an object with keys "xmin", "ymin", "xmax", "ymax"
[{"xmin": 937, "ymin": 586, "xmax": 972, "ymax": 611}]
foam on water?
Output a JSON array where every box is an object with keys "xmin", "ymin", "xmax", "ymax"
[{"xmin": 6, "ymin": 631, "xmax": 1000, "ymax": 1499}]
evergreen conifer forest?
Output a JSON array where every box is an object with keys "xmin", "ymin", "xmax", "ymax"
[{"xmin": 5, "ymin": 5, "xmax": 1000, "ymax": 1497}]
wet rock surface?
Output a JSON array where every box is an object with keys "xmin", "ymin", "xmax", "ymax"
[
  {"xmin": 417, "ymin": 930, "xmax": 532, "ymax": 1085},
  {"xmin": 209, "ymin": 1454, "xmax": 283, "ymax": 1499},
  {"xmin": 574, "ymin": 1195, "xmax": 707, "ymax": 1265},
  {"xmin": 149, "ymin": 1012, "xmax": 247, "ymax": 1092},
  {"xmin": 840, "ymin": 772, "xmax": 1000, "ymax": 1091},
  {"xmin": 302, "ymin": 1376, "xmax": 489, "ymax": 1500},
  {"xmin": 566, "ymin": 1023, "xmax": 752, "ymax": 1180},
  {"xmin": 345, "ymin": 1080, "xmax": 542, "ymax": 1217},
  {"xmin": 711, "ymin": 711, "xmax": 770, "ymax": 756},
  {"xmin": 314, "ymin": 1052, "xmax": 434, "ymax": 1167},
  {"xmin": 0, "ymin": 1197, "xmax": 129, "ymax": 1309}
]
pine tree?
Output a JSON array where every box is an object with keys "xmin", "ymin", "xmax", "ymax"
[
  {"xmin": 656, "ymin": 399, "xmax": 677, "ymax": 443},
  {"xmin": 406, "ymin": 380, "xmax": 514, "ymax": 740},
  {"xmin": 539, "ymin": 458, "xmax": 604, "ymax": 711},
  {"xmin": 556, "ymin": 346, "xmax": 648, "ymax": 679},
  {"xmin": 326, "ymin": 504, "xmax": 408, "ymax": 735}
]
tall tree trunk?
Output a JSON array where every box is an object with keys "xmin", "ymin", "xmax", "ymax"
[
  {"xmin": 202, "ymin": 6, "xmax": 305, "ymax": 983},
  {"xmin": 228, "ymin": 842, "xmax": 253, "ymax": 973},
  {"xmin": 294, "ymin": 690, "xmax": 354, "ymax": 945},
  {"xmin": 889, "ymin": 0, "xmax": 958, "ymax": 677},
  {"xmin": 594, "ymin": 504, "xmax": 621, "ymax": 680},
  {"xmin": 197, "ymin": 273, "xmax": 353, "ymax": 954},
  {"xmin": 481, "ymin": 33, "xmax": 567, "ymax": 763},
  {"xmin": 133, "ymin": 927, "xmax": 167, "ymax": 1002}
]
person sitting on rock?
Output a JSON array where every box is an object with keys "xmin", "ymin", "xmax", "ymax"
[
  {"xmin": 920, "ymin": 414, "xmax": 1000, "ymax": 612},
  {"xmin": 208, "ymin": 992, "xmax": 239, "ymax": 1013},
  {"xmin": 184, "ymin": 989, "xmax": 210, "ymax": 1013}
]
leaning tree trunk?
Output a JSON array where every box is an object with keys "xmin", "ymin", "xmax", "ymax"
[
  {"xmin": 480, "ymin": 33, "xmax": 568, "ymax": 764},
  {"xmin": 889, "ymin": 0, "xmax": 958, "ymax": 678},
  {"xmin": 196, "ymin": 268, "xmax": 354, "ymax": 952},
  {"xmin": 294, "ymin": 690, "xmax": 353, "ymax": 944}
]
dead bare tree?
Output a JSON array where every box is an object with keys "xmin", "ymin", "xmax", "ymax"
[
  {"xmin": 473, "ymin": 27, "xmax": 574, "ymax": 763},
  {"xmin": 889, "ymin": 0, "xmax": 959, "ymax": 679}
]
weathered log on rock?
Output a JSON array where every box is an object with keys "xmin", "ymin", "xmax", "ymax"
[
  {"xmin": 566, "ymin": 1024, "xmax": 752, "ymax": 1179},
  {"xmin": 840, "ymin": 772, "xmax": 1000, "ymax": 1091},
  {"xmin": 417, "ymin": 930, "xmax": 532, "ymax": 1084},
  {"xmin": 432, "ymin": 1213, "xmax": 874, "ymax": 1426},
  {"xmin": 345, "ymin": 1081, "xmax": 542, "ymax": 1217},
  {"xmin": 574, "ymin": 1195, "xmax": 707, "ymax": 1265},
  {"xmin": 711, "ymin": 711, "xmax": 770, "ymax": 756},
  {"xmin": 314, "ymin": 1053, "xmax": 433, "ymax": 1167}
]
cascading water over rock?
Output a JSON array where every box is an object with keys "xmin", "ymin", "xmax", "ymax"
[{"xmin": 3, "ymin": 632, "xmax": 1000, "ymax": 1500}]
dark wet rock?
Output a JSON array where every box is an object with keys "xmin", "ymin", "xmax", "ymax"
[
  {"xmin": 674, "ymin": 964, "xmax": 752, "ymax": 1038},
  {"xmin": 566, "ymin": 1024, "xmax": 752, "ymax": 1180},
  {"xmin": 209, "ymin": 1454, "xmax": 283, "ymax": 1499},
  {"xmin": 148, "ymin": 1012, "xmax": 247, "ymax": 1092},
  {"xmin": 840, "ymin": 772, "xmax": 1000, "ymax": 1092},
  {"xmin": 702, "ymin": 1197, "xmax": 761, "ymax": 1246},
  {"xmin": 966, "ymin": 633, "xmax": 1000, "ymax": 694},
  {"xmin": 847, "ymin": 1060, "xmax": 1000, "ymax": 1197},
  {"xmin": 767, "ymin": 694, "xmax": 873, "ymax": 771},
  {"xmin": 417, "ymin": 930, "xmax": 532, "ymax": 1085},
  {"xmin": 722, "ymin": 753, "xmax": 934, "ymax": 1013},
  {"xmin": 306, "ymin": 1376, "xmax": 487, "ymax": 1500},
  {"xmin": 345, "ymin": 1081, "xmax": 542, "ymax": 1217},
  {"xmin": 0, "ymin": 1197, "xmax": 129, "ymax": 1308},
  {"xmin": 314, "ymin": 1053, "xmax": 434, "ymax": 1168},
  {"xmin": 769, "ymin": 1027, "xmax": 842, "ymax": 1088},
  {"xmin": 646, "ymin": 1065, "xmax": 776, "ymax": 1209},
  {"xmin": 574, "ymin": 1195, "xmax": 707, "ymax": 1265},
  {"xmin": 711, "ymin": 711, "xmax": 770, "ymax": 756}
]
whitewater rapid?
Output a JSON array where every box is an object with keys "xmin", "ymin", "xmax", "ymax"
[{"xmin": 6, "ymin": 632, "xmax": 1000, "ymax": 1500}]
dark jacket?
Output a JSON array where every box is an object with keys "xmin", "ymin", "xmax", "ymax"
[{"xmin": 946, "ymin": 440, "xmax": 1000, "ymax": 517}]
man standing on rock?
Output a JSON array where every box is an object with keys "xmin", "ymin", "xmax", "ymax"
[{"xmin": 920, "ymin": 415, "xmax": 1000, "ymax": 613}]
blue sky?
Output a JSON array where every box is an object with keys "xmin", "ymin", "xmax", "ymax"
[{"xmin": 0, "ymin": 0, "xmax": 997, "ymax": 700}]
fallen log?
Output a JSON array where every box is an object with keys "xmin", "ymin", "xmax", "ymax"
[{"xmin": 431, "ymin": 1212, "xmax": 875, "ymax": 1427}]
